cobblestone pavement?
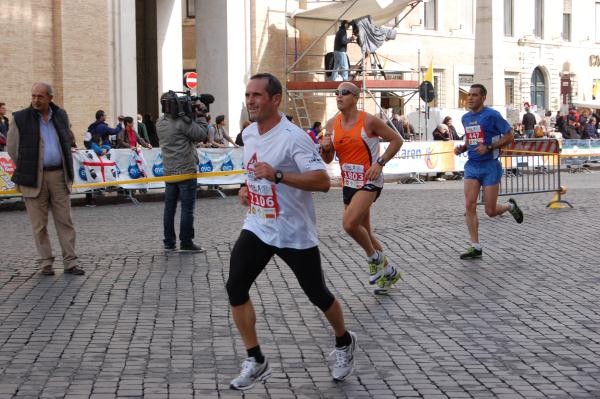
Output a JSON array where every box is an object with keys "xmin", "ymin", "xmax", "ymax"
[{"xmin": 1, "ymin": 173, "xmax": 599, "ymax": 398}]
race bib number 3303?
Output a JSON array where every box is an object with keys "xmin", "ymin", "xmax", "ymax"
[{"xmin": 247, "ymin": 180, "xmax": 279, "ymax": 219}]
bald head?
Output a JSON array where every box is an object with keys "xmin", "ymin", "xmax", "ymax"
[
  {"xmin": 335, "ymin": 82, "xmax": 360, "ymax": 112},
  {"xmin": 337, "ymin": 82, "xmax": 360, "ymax": 96},
  {"xmin": 32, "ymin": 82, "xmax": 53, "ymax": 97}
]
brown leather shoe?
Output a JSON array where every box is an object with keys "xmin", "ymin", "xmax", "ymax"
[
  {"xmin": 41, "ymin": 266, "xmax": 55, "ymax": 276},
  {"xmin": 64, "ymin": 266, "xmax": 85, "ymax": 275}
]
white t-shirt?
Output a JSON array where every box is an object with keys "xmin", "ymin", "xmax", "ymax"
[{"xmin": 242, "ymin": 115, "xmax": 326, "ymax": 249}]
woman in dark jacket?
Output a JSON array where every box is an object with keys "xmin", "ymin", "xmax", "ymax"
[{"xmin": 442, "ymin": 116, "xmax": 461, "ymax": 140}]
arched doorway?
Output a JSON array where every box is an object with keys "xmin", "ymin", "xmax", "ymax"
[{"xmin": 530, "ymin": 67, "xmax": 546, "ymax": 108}]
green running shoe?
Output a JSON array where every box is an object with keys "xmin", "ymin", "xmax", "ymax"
[
  {"xmin": 368, "ymin": 254, "xmax": 387, "ymax": 285},
  {"xmin": 508, "ymin": 198, "xmax": 524, "ymax": 224},
  {"xmin": 459, "ymin": 246, "xmax": 482, "ymax": 260},
  {"xmin": 374, "ymin": 266, "xmax": 402, "ymax": 295}
]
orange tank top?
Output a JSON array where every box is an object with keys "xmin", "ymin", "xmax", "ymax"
[{"xmin": 332, "ymin": 111, "xmax": 383, "ymax": 188}]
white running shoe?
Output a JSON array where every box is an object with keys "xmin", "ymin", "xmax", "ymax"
[
  {"xmin": 331, "ymin": 331, "xmax": 357, "ymax": 381},
  {"xmin": 229, "ymin": 357, "xmax": 272, "ymax": 391}
]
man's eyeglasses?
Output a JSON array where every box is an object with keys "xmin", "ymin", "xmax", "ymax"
[{"xmin": 334, "ymin": 89, "xmax": 357, "ymax": 96}]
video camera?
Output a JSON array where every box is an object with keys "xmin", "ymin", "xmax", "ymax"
[{"xmin": 160, "ymin": 90, "xmax": 215, "ymax": 120}]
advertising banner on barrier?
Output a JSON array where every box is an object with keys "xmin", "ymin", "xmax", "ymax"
[
  {"xmin": 0, "ymin": 154, "xmax": 16, "ymax": 193},
  {"xmin": 71, "ymin": 148, "xmax": 246, "ymax": 192},
  {"xmin": 326, "ymin": 141, "xmax": 467, "ymax": 177},
  {"xmin": 561, "ymin": 139, "xmax": 600, "ymax": 158},
  {"xmin": 0, "ymin": 148, "xmax": 246, "ymax": 195},
  {"xmin": 2, "ymin": 139, "xmax": 597, "ymax": 196}
]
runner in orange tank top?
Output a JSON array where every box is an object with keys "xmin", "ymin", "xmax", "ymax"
[{"xmin": 320, "ymin": 82, "xmax": 404, "ymax": 295}]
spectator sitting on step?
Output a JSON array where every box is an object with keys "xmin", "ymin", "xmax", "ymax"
[
  {"xmin": 564, "ymin": 115, "xmax": 580, "ymax": 139},
  {"xmin": 235, "ymin": 120, "xmax": 251, "ymax": 147},
  {"xmin": 432, "ymin": 123, "xmax": 452, "ymax": 141},
  {"xmin": 117, "ymin": 116, "xmax": 152, "ymax": 149},
  {"xmin": 87, "ymin": 110, "xmax": 122, "ymax": 157},
  {"xmin": 387, "ymin": 112, "xmax": 407, "ymax": 140},
  {"xmin": 442, "ymin": 116, "xmax": 461, "ymax": 140},
  {"xmin": 399, "ymin": 115, "xmax": 415, "ymax": 140},
  {"xmin": 208, "ymin": 115, "xmax": 238, "ymax": 148},
  {"xmin": 581, "ymin": 116, "xmax": 597, "ymax": 139}
]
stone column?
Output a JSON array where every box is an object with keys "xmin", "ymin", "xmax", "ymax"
[
  {"xmin": 156, "ymin": 0, "xmax": 184, "ymax": 98},
  {"xmin": 108, "ymin": 0, "xmax": 138, "ymax": 121},
  {"xmin": 196, "ymin": 0, "xmax": 250, "ymax": 131},
  {"xmin": 474, "ymin": 0, "xmax": 505, "ymax": 107}
]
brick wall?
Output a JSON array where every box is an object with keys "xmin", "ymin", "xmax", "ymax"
[{"xmin": 0, "ymin": 1, "xmax": 112, "ymax": 146}]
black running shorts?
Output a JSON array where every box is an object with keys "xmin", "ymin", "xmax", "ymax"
[
  {"xmin": 226, "ymin": 230, "xmax": 335, "ymax": 312},
  {"xmin": 342, "ymin": 183, "xmax": 382, "ymax": 205}
]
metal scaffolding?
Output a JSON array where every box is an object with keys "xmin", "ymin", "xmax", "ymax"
[{"xmin": 283, "ymin": 0, "xmax": 423, "ymax": 130}]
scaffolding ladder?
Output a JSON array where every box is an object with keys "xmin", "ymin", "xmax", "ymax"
[{"xmin": 288, "ymin": 91, "xmax": 312, "ymax": 130}]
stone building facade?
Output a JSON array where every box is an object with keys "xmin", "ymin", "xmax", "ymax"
[{"xmin": 2, "ymin": 0, "xmax": 599, "ymax": 142}]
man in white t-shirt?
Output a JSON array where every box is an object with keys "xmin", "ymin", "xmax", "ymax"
[{"xmin": 226, "ymin": 73, "xmax": 357, "ymax": 391}]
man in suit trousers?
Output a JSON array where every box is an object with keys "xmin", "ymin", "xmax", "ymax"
[{"xmin": 7, "ymin": 82, "xmax": 85, "ymax": 276}]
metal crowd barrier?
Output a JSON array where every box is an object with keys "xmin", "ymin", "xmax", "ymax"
[{"xmin": 498, "ymin": 138, "xmax": 572, "ymax": 208}]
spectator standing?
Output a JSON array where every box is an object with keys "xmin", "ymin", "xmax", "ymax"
[
  {"xmin": 0, "ymin": 102, "xmax": 9, "ymax": 151},
  {"xmin": 539, "ymin": 111, "xmax": 553, "ymax": 136},
  {"xmin": 156, "ymin": 91, "xmax": 208, "ymax": 252},
  {"xmin": 143, "ymin": 113, "xmax": 160, "ymax": 147},
  {"xmin": 555, "ymin": 111, "xmax": 566, "ymax": 134},
  {"xmin": 137, "ymin": 113, "xmax": 150, "ymax": 143},
  {"xmin": 117, "ymin": 116, "xmax": 152, "ymax": 149},
  {"xmin": 521, "ymin": 103, "xmax": 537, "ymax": 138},
  {"xmin": 7, "ymin": 82, "xmax": 84, "ymax": 276},
  {"xmin": 331, "ymin": 20, "xmax": 353, "ymax": 81}
]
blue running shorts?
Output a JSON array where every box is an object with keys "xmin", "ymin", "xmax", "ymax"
[{"xmin": 464, "ymin": 159, "xmax": 503, "ymax": 186}]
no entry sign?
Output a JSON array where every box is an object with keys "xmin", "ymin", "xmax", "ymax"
[{"xmin": 184, "ymin": 71, "xmax": 197, "ymax": 89}]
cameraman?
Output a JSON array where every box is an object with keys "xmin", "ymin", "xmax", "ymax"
[{"xmin": 156, "ymin": 91, "xmax": 208, "ymax": 252}]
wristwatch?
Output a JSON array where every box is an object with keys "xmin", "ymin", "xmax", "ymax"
[
  {"xmin": 486, "ymin": 144, "xmax": 494, "ymax": 151},
  {"xmin": 274, "ymin": 170, "xmax": 284, "ymax": 184},
  {"xmin": 376, "ymin": 156, "xmax": 386, "ymax": 166}
]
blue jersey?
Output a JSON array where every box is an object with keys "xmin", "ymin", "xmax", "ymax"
[{"xmin": 461, "ymin": 107, "xmax": 511, "ymax": 162}]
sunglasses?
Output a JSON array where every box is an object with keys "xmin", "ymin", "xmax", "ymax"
[{"xmin": 334, "ymin": 89, "xmax": 357, "ymax": 96}]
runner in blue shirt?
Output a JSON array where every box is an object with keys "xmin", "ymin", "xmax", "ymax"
[{"xmin": 454, "ymin": 83, "xmax": 524, "ymax": 259}]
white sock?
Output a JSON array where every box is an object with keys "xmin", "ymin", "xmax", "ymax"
[
  {"xmin": 384, "ymin": 264, "xmax": 394, "ymax": 275},
  {"xmin": 507, "ymin": 202, "xmax": 515, "ymax": 211},
  {"xmin": 473, "ymin": 243, "xmax": 482, "ymax": 251},
  {"xmin": 368, "ymin": 250, "xmax": 381, "ymax": 262}
]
